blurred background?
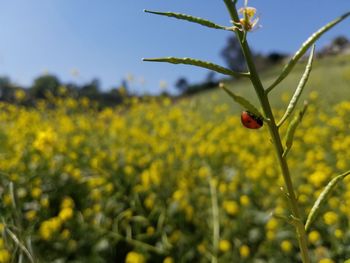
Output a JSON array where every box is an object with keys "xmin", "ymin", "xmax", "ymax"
[
  {"xmin": 0, "ymin": 1, "xmax": 349, "ymax": 263},
  {"xmin": 0, "ymin": 0, "xmax": 349, "ymax": 95}
]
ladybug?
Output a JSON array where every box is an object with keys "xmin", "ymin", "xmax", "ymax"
[{"xmin": 241, "ymin": 111, "xmax": 263, "ymax": 129}]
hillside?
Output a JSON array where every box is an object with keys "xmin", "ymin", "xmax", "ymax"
[{"xmin": 191, "ymin": 54, "xmax": 350, "ymax": 117}]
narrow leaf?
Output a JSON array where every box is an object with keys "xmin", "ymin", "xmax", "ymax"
[
  {"xmin": 143, "ymin": 57, "xmax": 249, "ymax": 78},
  {"xmin": 220, "ymin": 83, "xmax": 263, "ymax": 118},
  {"xmin": 272, "ymin": 213, "xmax": 295, "ymax": 226},
  {"xmin": 283, "ymin": 102, "xmax": 308, "ymax": 158},
  {"xmin": 278, "ymin": 45, "xmax": 315, "ymax": 127},
  {"xmin": 267, "ymin": 12, "xmax": 350, "ymax": 93},
  {"xmin": 6, "ymin": 228, "xmax": 34, "ymax": 263},
  {"xmin": 144, "ymin": 10, "xmax": 229, "ymax": 31},
  {"xmin": 9, "ymin": 182, "xmax": 17, "ymax": 210},
  {"xmin": 305, "ymin": 170, "xmax": 350, "ymax": 232}
]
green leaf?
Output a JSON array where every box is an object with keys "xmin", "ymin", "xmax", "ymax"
[
  {"xmin": 143, "ymin": 57, "xmax": 249, "ymax": 78},
  {"xmin": 267, "ymin": 12, "xmax": 350, "ymax": 93},
  {"xmin": 144, "ymin": 10, "xmax": 229, "ymax": 31},
  {"xmin": 272, "ymin": 213, "xmax": 295, "ymax": 226},
  {"xmin": 278, "ymin": 45, "xmax": 315, "ymax": 127},
  {"xmin": 220, "ymin": 83, "xmax": 263, "ymax": 118},
  {"xmin": 5, "ymin": 228, "xmax": 35, "ymax": 263},
  {"xmin": 305, "ymin": 170, "xmax": 350, "ymax": 232},
  {"xmin": 282, "ymin": 102, "xmax": 308, "ymax": 158}
]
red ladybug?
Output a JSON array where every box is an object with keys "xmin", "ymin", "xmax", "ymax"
[{"xmin": 241, "ymin": 111, "xmax": 263, "ymax": 129}]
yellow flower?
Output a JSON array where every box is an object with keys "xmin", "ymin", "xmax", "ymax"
[
  {"xmin": 0, "ymin": 249, "xmax": 10, "ymax": 263},
  {"xmin": 61, "ymin": 196, "xmax": 75, "ymax": 209},
  {"xmin": 219, "ymin": 239, "xmax": 232, "ymax": 252},
  {"xmin": 318, "ymin": 259, "xmax": 334, "ymax": 263},
  {"xmin": 309, "ymin": 91, "xmax": 319, "ymax": 101},
  {"xmin": 14, "ymin": 90, "xmax": 26, "ymax": 101},
  {"xmin": 40, "ymin": 197, "xmax": 50, "ymax": 208},
  {"xmin": 125, "ymin": 251, "xmax": 145, "ymax": 263},
  {"xmin": 144, "ymin": 195, "xmax": 155, "ymax": 210},
  {"xmin": 238, "ymin": 6, "xmax": 259, "ymax": 31},
  {"xmin": 240, "ymin": 195, "xmax": 250, "ymax": 206},
  {"xmin": 266, "ymin": 218, "xmax": 278, "ymax": 231},
  {"xmin": 280, "ymin": 240, "xmax": 293, "ymax": 253},
  {"xmin": 33, "ymin": 128, "xmax": 57, "ymax": 152},
  {"xmin": 60, "ymin": 229, "xmax": 71, "ymax": 239},
  {"xmin": 218, "ymin": 183, "xmax": 228, "ymax": 193},
  {"xmin": 323, "ymin": 211, "xmax": 338, "ymax": 225},
  {"xmin": 146, "ymin": 226, "xmax": 155, "ymax": 236},
  {"xmin": 334, "ymin": 229, "xmax": 343, "ymax": 239},
  {"xmin": 223, "ymin": 200, "xmax": 239, "ymax": 216},
  {"xmin": 31, "ymin": 187, "xmax": 42, "ymax": 199},
  {"xmin": 308, "ymin": 231, "xmax": 321, "ymax": 244},
  {"xmin": 39, "ymin": 217, "xmax": 62, "ymax": 240},
  {"xmin": 198, "ymin": 166, "xmax": 210, "ymax": 178},
  {"xmin": 163, "ymin": 257, "xmax": 174, "ymax": 263},
  {"xmin": 58, "ymin": 207, "xmax": 74, "ymax": 221},
  {"xmin": 25, "ymin": 210, "xmax": 37, "ymax": 221},
  {"xmin": 197, "ymin": 243, "xmax": 206, "ymax": 254},
  {"xmin": 239, "ymin": 245, "xmax": 250, "ymax": 258}
]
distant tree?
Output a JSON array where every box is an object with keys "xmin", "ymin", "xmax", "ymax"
[
  {"xmin": 222, "ymin": 36, "xmax": 288, "ymax": 73},
  {"xmin": 0, "ymin": 76, "xmax": 11, "ymax": 88},
  {"xmin": 221, "ymin": 36, "xmax": 247, "ymax": 73},
  {"xmin": 253, "ymin": 52, "xmax": 287, "ymax": 72},
  {"xmin": 267, "ymin": 52, "xmax": 287, "ymax": 64},
  {"xmin": 0, "ymin": 76, "xmax": 14, "ymax": 100},
  {"xmin": 79, "ymin": 78, "xmax": 100, "ymax": 98},
  {"xmin": 30, "ymin": 74, "xmax": 61, "ymax": 98},
  {"xmin": 65, "ymin": 83, "xmax": 80, "ymax": 98},
  {"xmin": 332, "ymin": 35, "xmax": 349, "ymax": 49},
  {"xmin": 175, "ymin": 77, "xmax": 189, "ymax": 93},
  {"xmin": 319, "ymin": 35, "xmax": 350, "ymax": 56},
  {"xmin": 205, "ymin": 72, "xmax": 216, "ymax": 84},
  {"xmin": 101, "ymin": 87, "xmax": 124, "ymax": 106}
]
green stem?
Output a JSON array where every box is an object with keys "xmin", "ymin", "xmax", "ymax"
[
  {"xmin": 222, "ymin": 1, "xmax": 310, "ymax": 262},
  {"xmin": 209, "ymin": 178, "xmax": 220, "ymax": 263}
]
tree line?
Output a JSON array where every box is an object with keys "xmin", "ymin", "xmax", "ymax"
[{"xmin": 0, "ymin": 74, "xmax": 132, "ymax": 107}]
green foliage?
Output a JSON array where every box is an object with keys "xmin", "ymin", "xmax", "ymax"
[
  {"xmin": 220, "ymin": 83, "xmax": 263, "ymax": 118},
  {"xmin": 278, "ymin": 45, "xmax": 315, "ymax": 127},
  {"xmin": 267, "ymin": 12, "xmax": 350, "ymax": 93},
  {"xmin": 30, "ymin": 75, "xmax": 61, "ymax": 98},
  {"xmin": 305, "ymin": 170, "xmax": 350, "ymax": 232},
  {"xmin": 282, "ymin": 102, "xmax": 308, "ymax": 158},
  {"xmin": 144, "ymin": 2, "xmax": 350, "ymax": 262}
]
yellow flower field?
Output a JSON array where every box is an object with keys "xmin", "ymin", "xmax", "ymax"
[{"xmin": 0, "ymin": 94, "xmax": 349, "ymax": 262}]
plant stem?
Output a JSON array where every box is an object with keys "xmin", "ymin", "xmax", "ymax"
[
  {"xmin": 223, "ymin": 1, "xmax": 310, "ymax": 262},
  {"xmin": 209, "ymin": 178, "xmax": 220, "ymax": 263}
]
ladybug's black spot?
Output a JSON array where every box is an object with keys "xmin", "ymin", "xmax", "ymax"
[
  {"xmin": 255, "ymin": 118, "xmax": 263, "ymax": 126},
  {"xmin": 247, "ymin": 111, "xmax": 263, "ymax": 127}
]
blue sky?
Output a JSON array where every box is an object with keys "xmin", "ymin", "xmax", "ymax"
[{"xmin": 0, "ymin": 0, "xmax": 349, "ymax": 93}]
